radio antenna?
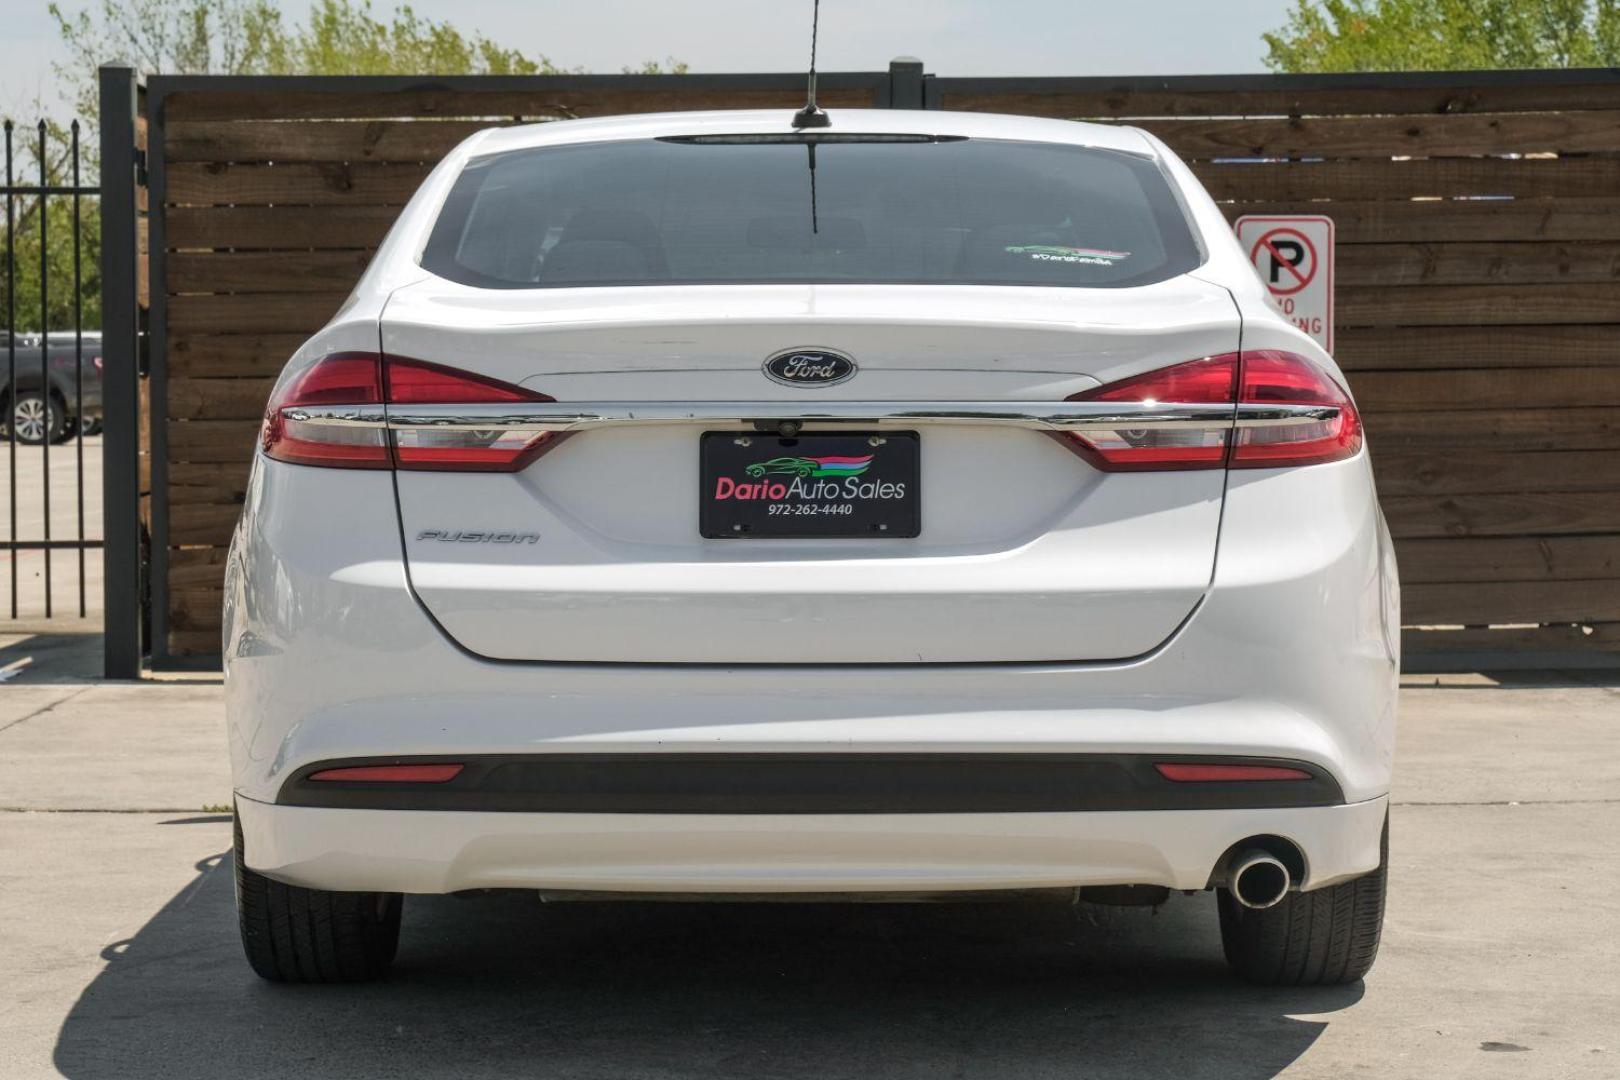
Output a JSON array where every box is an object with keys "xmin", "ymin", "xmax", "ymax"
[{"xmin": 791, "ymin": 0, "xmax": 831, "ymax": 129}]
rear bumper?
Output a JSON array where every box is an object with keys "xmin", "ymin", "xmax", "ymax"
[
  {"xmin": 277, "ymin": 752, "xmax": 1345, "ymax": 813},
  {"xmin": 237, "ymin": 792, "xmax": 1388, "ymax": 895},
  {"xmin": 225, "ymin": 451, "xmax": 1399, "ymax": 897}
]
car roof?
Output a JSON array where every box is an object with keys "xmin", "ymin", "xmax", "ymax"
[{"xmin": 467, "ymin": 108, "xmax": 1155, "ymax": 161}]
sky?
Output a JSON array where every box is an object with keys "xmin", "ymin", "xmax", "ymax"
[{"xmin": 0, "ymin": 0, "xmax": 1296, "ymax": 118}]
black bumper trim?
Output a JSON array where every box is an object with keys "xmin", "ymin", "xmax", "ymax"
[{"xmin": 277, "ymin": 753, "xmax": 1345, "ymax": 814}]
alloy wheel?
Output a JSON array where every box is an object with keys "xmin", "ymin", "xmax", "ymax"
[{"xmin": 12, "ymin": 396, "xmax": 55, "ymax": 444}]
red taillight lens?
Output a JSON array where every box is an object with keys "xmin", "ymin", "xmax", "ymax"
[
  {"xmin": 1230, "ymin": 350, "xmax": 1362, "ymax": 468},
  {"xmin": 1060, "ymin": 354, "xmax": 1237, "ymax": 471},
  {"xmin": 261, "ymin": 351, "xmax": 390, "ymax": 469},
  {"xmin": 1058, "ymin": 350, "xmax": 1361, "ymax": 472},
  {"xmin": 262, "ymin": 353, "xmax": 563, "ymax": 472},
  {"xmin": 1155, "ymin": 762, "xmax": 1312, "ymax": 782},
  {"xmin": 308, "ymin": 763, "xmax": 465, "ymax": 783},
  {"xmin": 384, "ymin": 356, "xmax": 546, "ymax": 405},
  {"xmin": 385, "ymin": 356, "xmax": 564, "ymax": 472}
]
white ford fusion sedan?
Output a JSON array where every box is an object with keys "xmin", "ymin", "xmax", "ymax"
[{"xmin": 225, "ymin": 108, "xmax": 1398, "ymax": 985}]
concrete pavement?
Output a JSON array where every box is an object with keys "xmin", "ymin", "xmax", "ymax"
[{"xmin": 1, "ymin": 632, "xmax": 1617, "ymax": 1078}]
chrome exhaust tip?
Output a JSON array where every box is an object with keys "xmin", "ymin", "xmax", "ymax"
[{"xmin": 1229, "ymin": 849, "xmax": 1292, "ymax": 910}]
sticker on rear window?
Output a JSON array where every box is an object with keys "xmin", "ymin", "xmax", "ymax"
[{"xmin": 1004, "ymin": 244, "xmax": 1131, "ymax": 266}]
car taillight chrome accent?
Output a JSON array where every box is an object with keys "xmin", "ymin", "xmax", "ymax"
[
  {"xmin": 1059, "ymin": 354, "xmax": 1238, "ymax": 471},
  {"xmin": 265, "ymin": 352, "xmax": 1347, "ymax": 475},
  {"xmin": 262, "ymin": 352, "xmax": 391, "ymax": 469},
  {"xmin": 262, "ymin": 353, "xmax": 566, "ymax": 472},
  {"xmin": 386, "ymin": 356, "xmax": 566, "ymax": 471},
  {"xmin": 286, "ymin": 400, "xmax": 1334, "ymax": 434},
  {"xmin": 1229, "ymin": 349, "xmax": 1363, "ymax": 469},
  {"xmin": 1056, "ymin": 350, "xmax": 1361, "ymax": 471}
]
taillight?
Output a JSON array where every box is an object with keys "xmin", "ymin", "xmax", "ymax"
[
  {"xmin": 1154, "ymin": 762, "xmax": 1312, "ymax": 782},
  {"xmin": 262, "ymin": 353, "xmax": 562, "ymax": 472},
  {"xmin": 1058, "ymin": 350, "xmax": 1361, "ymax": 472},
  {"xmin": 308, "ymin": 763, "xmax": 465, "ymax": 783},
  {"xmin": 261, "ymin": 351, "xmax": 390, "ymax": 469},
  {"xmin": 1060, "ymin": 354, "xmax": 1237, "ymax": 471},
  {"xmin": 1229, "ymin": 350, "xmax": 1362, "ymax": 469},
  {"xmin": 384, "ymin": 356, "xmax": 563, "ymax": 472}
]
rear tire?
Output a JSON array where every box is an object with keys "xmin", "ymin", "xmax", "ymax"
[
  {"xmin": 233, "ymin": 811, "xmax": 402, "ymax": 983},
  {"xmin": 1217, "ymin": 818, "xmax": 1388, "ymax": 985}
]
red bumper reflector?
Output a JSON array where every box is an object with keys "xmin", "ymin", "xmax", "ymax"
[
  {"xmin": 308, "ymin": 764, "xmax": 465, "ymax": 783},
  {"xmin": 1154, "ymin": 762, "xmax": 1312, "ymax": 782}
]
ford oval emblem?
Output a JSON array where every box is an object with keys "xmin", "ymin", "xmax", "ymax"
[{"xmin": 763, "ymin": 349, "xmax": 857, "ymax": 388}]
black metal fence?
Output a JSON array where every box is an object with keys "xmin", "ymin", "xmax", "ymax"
[{"xmin": 2, "ymin": 118, "xmax": 102, "ymax": 621}]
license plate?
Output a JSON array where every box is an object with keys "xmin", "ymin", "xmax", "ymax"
[{"xmin": 700, "ymin": 432, "xmax": 920, "ymax": 539}]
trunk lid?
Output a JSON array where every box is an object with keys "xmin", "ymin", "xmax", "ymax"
[{"xmin": 383, "ymin": 278, "xmax": 1238, "ymax": 663}]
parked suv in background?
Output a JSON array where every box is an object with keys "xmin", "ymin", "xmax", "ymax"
[
  {"xmin": 226, "ymin": 109, "xmax": 1399, "ymax": 986},
  {"xmin": 2, "ymin": 331, "xmax": 103, "ymax": 444}
]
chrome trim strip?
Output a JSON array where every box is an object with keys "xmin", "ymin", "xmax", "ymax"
[
  {"xmin": 1233, "ymin": 405, "xmax": 1339, "ymax": 429},
  {"xmin": 286, "ymin": 401, "xmax": 1339, "ymax": 434},
  {"xmin": 282, "ymin": 406, "xmax": 389, "ymax": 428}
]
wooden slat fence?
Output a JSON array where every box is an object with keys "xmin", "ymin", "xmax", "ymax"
[{"xmin": 145, "ymin": 67, "xmax": 1620, "ymax": 665}]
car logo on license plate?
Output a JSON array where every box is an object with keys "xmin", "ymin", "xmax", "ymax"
[{"xmin": 763, "ymin": 349, "xmax": 857, "ymax": 388}]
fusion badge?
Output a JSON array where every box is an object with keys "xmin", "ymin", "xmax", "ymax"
[{"xmin": 416, "ymin": 530, "xmax": 539, "ymax": 544}]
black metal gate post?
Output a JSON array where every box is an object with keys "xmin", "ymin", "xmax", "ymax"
[{"xmin": 99, "ymin": 65, "xmax": 144, "ymax": 678}]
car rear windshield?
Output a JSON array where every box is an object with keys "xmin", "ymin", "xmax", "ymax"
[{"xmin": 420, "ymin": 135, "xmax": 1203, "ymax": 290}]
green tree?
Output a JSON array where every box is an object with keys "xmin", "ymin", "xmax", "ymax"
[
  {"xmin": 47, "ymin": 0, "xmax": 570, "ymax": 116},
  {"xmin": 1264, "ymin": 0, "xmax": 1620, "ymax": 71},
  {"xmin": 256, "ymin": 0, "xmax": 567, "ymax": 77},
  {"xmin": 0, "ymin": 121, "xmax": 100, "ymax": 334},
  {"xmin": 48, "ymin": 0, "xmax": 688, "ymax": 114},
  {"xmin": 623, "ymin": 57, "xmax": 690, "ymax": 75},
  {"xmin": 5, "ymin": 0, "xmax": 684, "ymax": 333}
]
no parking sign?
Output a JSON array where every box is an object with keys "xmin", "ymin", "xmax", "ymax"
[{"xmin": 1235, "ymin": 215, "xmax": 1335, "ymax": 353}]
